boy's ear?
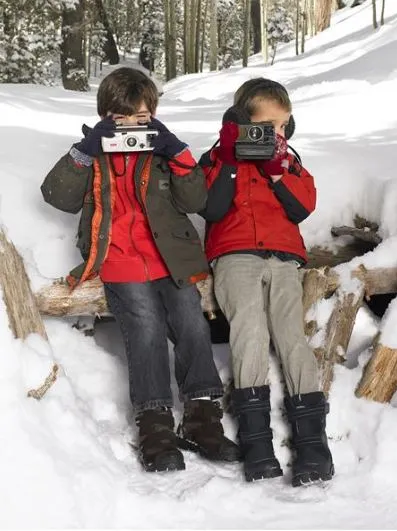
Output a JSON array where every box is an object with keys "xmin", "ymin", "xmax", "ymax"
[{"xmin": 285, "ymin": 115, "xmax": 295, "ymax": 140}]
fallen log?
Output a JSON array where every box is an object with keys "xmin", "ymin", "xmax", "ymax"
[
  {"xmin": 355, "ymin": 297, "xmax": 397, "ymax": 402},
  {"xmin": 314, "ymin": 286, "xmax": 365, "ymax": 395},
  {"xmin": 35, "ymin": 266, "xmax": 397, "ymax": 318},
  {"xmin": 0, "ymin": 228, "xmax": 58, "ymax": 399}
]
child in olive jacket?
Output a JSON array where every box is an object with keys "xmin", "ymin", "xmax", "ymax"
[
  {"xmin": 199, "ymin": 78, "xmax": 334, "ymax": 486},
  {"xmin": 41, "ymin": 67, "xmax": 238, "ymax": 473}
]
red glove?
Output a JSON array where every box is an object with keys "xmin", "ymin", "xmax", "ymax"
[
  {"xmin": 258, "ymin": 134, "xmax": 288, "ymax": 176},
  {"xmin": 218, "ymin": 121, "xmax": 239, "ymax": 166}
]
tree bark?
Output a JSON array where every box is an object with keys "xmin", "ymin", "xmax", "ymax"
[
  {"xmin": 60, "ymin": 0, "xmax": 89, "ymax": 91},
  {"xmin": 295, "ymin": 0, "xmax": 300, "ymax": 55},
  {"xmin": 372, "ymin": 0, "xmax": 378, "ymax": 29},
  {"xmin": 94, "ymin": 0, "xmax": 119, "ymax": 65},
  {"xmin": 169, "ymin": 0, "xmax": 177, "ymax": 78},
  {"xmin": 163, "ymin": 0, "xmax": 171, "ymax": 80},
  {"xmin": 380, "ymin": 0, "xmax": 386, "ymax": 25},
  {"xmin": 251, "ymin": 0, "xmax": 261, "ymax": 54},
  {"xmin": 314, "ymin": 287, "xmax": 365, "ymax": 395},
  {"xmin": 356, "ymin": 340, "xmax": 397, "ymax": 402},
  {"xmin": 200, "ymin": 0, "xmax": 209, "ymax": 72},
  {"xmin": 209, "ymin": 0, "xmax": 218, "ymax": 71},
  {"xmin": 34, "ymin": 265, "xmax": 397, "ymax": 318},
  {"xmin": 316, "ymin": 0, "xmax": 333, "ymax": 32},
  {"xmin": 260, "ymin": 0, "xmax": 268, "ymax": 63},
  {"xmin": 0, "ymin": 228, "xmax": 58, "ymax": 399}
]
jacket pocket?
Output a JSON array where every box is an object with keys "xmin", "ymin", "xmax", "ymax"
[{"xmin": 172, "ymin": 225, "xmax": 201, "ymax": 244}]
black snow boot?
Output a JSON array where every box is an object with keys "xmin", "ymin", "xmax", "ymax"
[
  {"xmin": 136, "ymin": 408, "xmax": 185, "ymax": 472},
  {"xmin": 232, "ymin": 386, "xmax": 283, "ymax": 482},
  {"xmin": 284, "ymin": 392, "xmax": 335, "ymax": 487},
  {"xmin": 177, "ymin": 399, "xmax": 240, "ymax": 462}
]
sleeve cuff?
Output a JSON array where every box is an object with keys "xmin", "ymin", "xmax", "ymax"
[
  {"xmin": 169, "ymin": 148, "xmax": 197, "ymax": 176},
  {"xmin": 69, "ymin": 146, "xmax": 94, "ymax": 167}
]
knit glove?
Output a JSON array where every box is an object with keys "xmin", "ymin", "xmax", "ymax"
[
  {"xmin": 257, "ymin": 133, "xmax": 288, "ymax": 176},
  {"xmin": 75, "ymin": 115, "xmax": 116, "ymax": 157},
  {"xmin": 149, "ymin": 117, "xmax": 188, "ymax": 158},
  {"xmin": 218, "ymin": 105, "xmax": 249, "ymax": 166}
]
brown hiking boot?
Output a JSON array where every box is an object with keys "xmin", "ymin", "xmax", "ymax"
[
  {"xmin": 136, "ymin": 408, "xmax": 185, "ymax": 472},
  {"xmin": 176, "ymin": 399, "xmax": 240, "ymax": 462}
]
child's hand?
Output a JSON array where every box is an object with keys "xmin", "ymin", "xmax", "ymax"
[
  {"xmin": 218, "ymin": 105, "xmax": 248, "ymax": 166},
  {"xmin": 75, "ymin": 116, "xmax": 116, "ymax": 157},
  {"xmin": 149, "ymin": 117, "xmax": 188, "ymax": 158},
  {"xmin": 257, "ymin": 134, "xmax": 288, "ymax": 178}
]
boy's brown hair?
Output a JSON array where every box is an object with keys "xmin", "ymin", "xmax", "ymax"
[
  {"xmin": 233, "ymin": 78, "xmax": 292, "ymax": 117},
  {"xmin": 97, "ymin": 67, "xmax": 159, "ymax": 117}
]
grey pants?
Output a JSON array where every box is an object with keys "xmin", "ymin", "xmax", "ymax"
[{"xmin": 213, "ymin": 254, "xmax": 319, "ymax": 395}]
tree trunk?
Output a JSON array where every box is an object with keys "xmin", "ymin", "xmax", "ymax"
[
  {"xmin": 169, "ymin": 0, "xmax": 177, "ymax": 78},
  {"xmin": 200, "ymin": 0, "xmax": 209, "ymax": 72},
  {"xmin": 251, "ymin": 0, "xmax": 262, "ymax": 54},
  {"xmin": 380, "ymin": 0, "xmax": 386, "ymax": 25},
  {"xmin": 60, "ymin": 0, "xmax": 89, "ymax": 91},
  {"xmin": 95, "ymin": 0, "xmax": 119, "ymax": 65},
  {"xmin": 242, "ymin": 0, "xmax": 250, "ymax": 67},
  {"xmin": 209, "ymin": 0, "xmax": 218, "ymax": 71},
  {"xmin": 295, "ymin": 0, "xmax": 300, "ymax": 55},
  {"xmin": 184, "ymin": 0, "xmax": 189, "ymax": 73},
  {"xmin": 260, "ymin": 0, "xmax": 268, "ymax": 63},
  {"xmin": 301, "ymin": 10, "xmax": 307, "ymax": 54},
  {"xmin": 194, "ymin": 0, "xmax": 202, "ymax": 72},
  {"xmin": 316, "ymin": 0, "xmax": 333, "ymax": 32},
  {"xmin": 163, "ymin": 0, "xmax": 171, "ymax": 80},
  {"xmin": 0, "ymin": 228, "xmax": 58, "ymax": 399},
  {"xmin": 372, "ymin": 0, "xmax": 378, "ymax": 29}
]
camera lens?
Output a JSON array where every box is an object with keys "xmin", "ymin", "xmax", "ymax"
[
  {"xmin": 248, "ymin": 126, "xmax": 263, "ymax": 141},
  {"xmin": 126, "ymin": 136, "xmax": 137, "ymax": 147}
]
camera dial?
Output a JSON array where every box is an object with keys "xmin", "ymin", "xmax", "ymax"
[
  {"xmin": 248, "ymin": 126, "xmax": 263, "ymax": 142},
  {"xmin": 125, "ymin": 136, "xmax": 138, "ymax": 147}
]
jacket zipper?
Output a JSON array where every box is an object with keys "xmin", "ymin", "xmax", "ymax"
[{"xmin": 123, "ymin": 160, "xmax": 150, "ymax": 281}]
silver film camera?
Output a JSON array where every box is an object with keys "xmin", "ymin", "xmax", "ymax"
[
  {"xmin": 101, "ymin": 124, "xmax": 158, "ymax": 153},
  {"xmin": 235, "ymin": 122, "xmax": 276, "ymax": 160}
]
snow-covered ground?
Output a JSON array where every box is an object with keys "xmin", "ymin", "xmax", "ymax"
[{"xmin": 1, "ymin": 0, "xmax": 397, "ymax": 528}]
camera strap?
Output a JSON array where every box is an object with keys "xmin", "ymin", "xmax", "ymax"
[{"xmin": 287, "ymin": 144, "xmax": 302, "ymax": 165}]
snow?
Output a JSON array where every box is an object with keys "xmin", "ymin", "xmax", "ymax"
[{"xmin": 1, "ymin": 0, "xmax": 397, "ymax": 527}]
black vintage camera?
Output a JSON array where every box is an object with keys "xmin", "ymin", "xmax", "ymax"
[{"xmin": 235, "ymin": 122, "xmax": 276, "ymax": 160}]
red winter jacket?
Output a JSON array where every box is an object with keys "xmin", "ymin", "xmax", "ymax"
[
  {"xmin": 199, "ymin": 147, "xmax": 316, "ymax": 263},
  {"xmin": 100, "ymin": 149, "xmax": 197, "ymax": 283}
]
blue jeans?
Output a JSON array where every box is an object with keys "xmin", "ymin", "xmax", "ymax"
[{"xmin": 104, "ymin": 277, "xmax": 224, "ymax": 412}]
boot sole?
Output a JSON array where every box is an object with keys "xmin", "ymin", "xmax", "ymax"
[
  {"xmin": 245, "ymin": 465, "xmax": 283, "ymax": 482},
  {"xmin": 292, "ymin": 464, "xmax": 335, "ymax": 487},
  {"xmin": 176, "ymin": 436, "xmax": 240, "ymax": 463},
  {"xmin": 139, "ymin": 452, "xmax": 186, "ymax": 473}
]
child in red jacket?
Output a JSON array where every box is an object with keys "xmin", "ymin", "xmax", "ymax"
[{"xmin": 199, "ymin": 78, "xmax": 334, "ymax": 486}]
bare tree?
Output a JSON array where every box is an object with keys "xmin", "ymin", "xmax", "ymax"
[
  {"xmin": 372, "ymin": 0, "xmax": 378, "ymax": 28},
  {"xmin": 95, "ymin": 0, "xmax": 119, "ymax": 65},
  {"xmin": 316, "ymin": 0, "xmax": 333, "ymax": 32},
  {"xmin": 295, "ymin": 0, "xmax": 300, "ymax": 55},
  {"xmin": 380, "ymin": 0, "xmax": 386, "ymax": 25},
  {"xmin": 242, "ymin": 0, "xmax": 250, "ymax": 67},
  {"xmin": 251, "ymin": 0, "xmax": 261, "ymax": 54},
  {"xmin": 195, "ymin": 0, "xmax": 202, "ymax": 71},
  {"xmin": 200, "ymin": 0, "xmax": 209, "ymax": 71},
  {"xmin": 60, "ymin": 0, "xmax": 89, "ymax": 91},
  {"xmin": 163, "ymin": 0, "xmax": 177, "ymax": 80},
  {"xmin": 184, "ymin": 0, "xmax": 200, "ymax": 73},
  {"xmin": 209, "ymin": 0, "xmax": 218, "ymax": 71},
  {"xmin": 260, "ymin": 0, "xmax": 268, "ymax": 63}
]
